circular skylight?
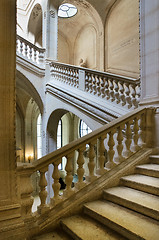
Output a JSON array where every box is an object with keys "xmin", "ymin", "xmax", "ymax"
[{"xmin": 58, "ymin": 3, "xmax": 77, "ymax": 18}]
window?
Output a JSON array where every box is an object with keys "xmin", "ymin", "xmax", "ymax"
[
  {"xmin": 57, "ymin": 119, "xmax": 63, "ymax": 169},
  {"xmin": 79, "ymin": 120, "xmax": 92, "ymax": 137},
  {"xmin": 57, "ymin": 119, "xmax": 62, "ymax": 149},
  {"xmin": 37, "ymin": 114, "xmax": 42, "ymax": 159},
  {"xmin": 58, "ymin": 3, "xmax": 77, "ymax": 18}
]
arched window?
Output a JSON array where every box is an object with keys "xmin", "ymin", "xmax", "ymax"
[
  {"xmin": 79, "ymin": 120, "xmax": 92, "ymax": 137},
  {"xmin": 58, "ymin": 3, "xmax": 77, "ymax": 18},
  {"xmin": 37, "ymin": 114, "xmax": 42, "ymax": 159},
  {"xmin": 57, "ymin": 119, "xmax": 63, "ymax": 169},
  {"xmin": 57, "ymin": 119, "xmax": 62, "ymax": 149}
]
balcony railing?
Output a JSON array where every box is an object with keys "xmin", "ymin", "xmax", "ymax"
[
  {"xmin": 16, "ymin": 35, "xmax": 45, "ymax": 66},
  {"xmin": 17, "ymin": 107, "xmax": 154, "ymax": 220},
  {"xmin": 50, "ymin": 61, "xmax": 140, "ymax": 109},
  {"xmin": 16, "ymin": 36, "xmax": 141, "ymax": 110}
]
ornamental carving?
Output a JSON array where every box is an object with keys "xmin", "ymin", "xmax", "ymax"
[
  {"xmin": 32, "ymin": 5, "xmax": 42, "ymax": 20},
  {"xmin": 50, "ymin": 10, "xmax": 55, "ymax": 18}
]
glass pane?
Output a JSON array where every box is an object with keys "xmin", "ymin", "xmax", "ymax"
[{"xmin": 58, "ymin": 3, "xmax": 77, "ymax": 18}]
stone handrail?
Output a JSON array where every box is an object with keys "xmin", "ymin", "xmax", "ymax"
[
  {"xmin": 50, "ymin": 61, "xmax": 140, "ymax": 109},
  {"xmin": 17, "ymin": 107, "xmax": 155, "ymax": 217},
  {"xmin": 16, "ymin": 35, "xmax": 45, "ymax": 66}
]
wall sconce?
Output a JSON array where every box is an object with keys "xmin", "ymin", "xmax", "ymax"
[
  {"xmin": 28, "ymin": 155, "xmax": 32, "ymax": 163},
  {"xmin": 26, "ymin": 153, "xmax": 33, "ymax": 163}
]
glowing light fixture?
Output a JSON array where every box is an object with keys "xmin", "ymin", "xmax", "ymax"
[{"xmin": 58, "ymin": 3, "xmax": 77, "ymax": 18}]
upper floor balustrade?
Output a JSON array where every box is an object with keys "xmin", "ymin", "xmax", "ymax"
[
  {"xmin": 50, "ymin": 62, "xmax": 140, "ymax": 109},
  {"xmin": 16, "ymin": 35, "xmax": 141, "ymax": 110},
  {"xmin": 16, "ymin": 35, "xmax": 45, "ymax": 67}
]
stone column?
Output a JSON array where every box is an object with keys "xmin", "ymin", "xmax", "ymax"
[
  {"xmin": 140, "ymin": 0, "xmax": 159, "ymax": 148},
  {"xmin": 0, "ymin": 0, "xmax": 25, "ymax": 238}
]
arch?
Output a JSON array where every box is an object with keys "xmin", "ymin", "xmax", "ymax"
[
  {"xmin": 57, "ymin": 0, "xmax": 104, "ymax": 69},
  {"xmin": 104, "ymin": 0, "xmax": 140, "ymax": 78},
  {"xmin": 27, "ymin": 3, "xmax": 42, "ymax": 45},
  {"xmin": 16, "ymin": 70, "xmax": 44, "ymax": 114},
  {"xmin": 47, "ymin": 109, "xmax": 68, "ymax": 153},
  {"xmin": 74, "ymin": 23, "xmax": 97, "ymax": 69}
]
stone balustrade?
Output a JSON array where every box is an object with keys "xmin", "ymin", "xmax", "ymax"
[
  {"xmin": 50, "ymin": 62, "xmax": 79, "ymax": 88},
  {"xmin": 16, "ymin": 35, "xmax": 45, "ymax": 66},
  {"xmin": 17, "ymin": 107, "xmax": 155, "ymax": 218},
  {"xmin": 50, "ymin": 62, "xmax": 140, "ymax": 109}
]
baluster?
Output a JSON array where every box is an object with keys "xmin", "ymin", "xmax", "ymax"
[
  {"xmin": 65, "ymin": 68, "xmax": 68, "ymax": 84},
  {"xmin": 105, "ymin": 131, "xmax": 116, "ymax": 170},
  {"xmin": 139, "ymin": 113, "xmax": 146, "ymax": 147},
  {"xmin": 24, "ymin": 42, "xmax": 28, "ymax": 58},
  {"xmin": 100, "ymin": 76, "xmax": 105, "ymax": 98},
  {"xmin": 92, "ymin": 74, "xmax": 97, "ymax": 95},
  {"xmin": 20, "ymin": 40, "xmax": 23, "ymax": 55},
  {"xmin": 67, "ymin": 68, "xmax": 71, "ymax": 85},
  {"xmin": 70, "ymin": 69, "xmax": 73, "ymax": 86},
  {"xmin": 135, "ymin": 83, "xmax": 141, "ymax": 107},
  {"xmin": 62, "ymin": 67, "xmax": 65, "ymax": 82},
  {"xmin": 115, "ymin": 126, "xmax": 125, "ymax": 163},
  {"xmin": 88, "ymin": 73, "xmax": 92, "ymax": 93},
  {"xmin": 29, "ymin": 46, "xmax": 33, "ymax": 60},
  {"xmin": 119, "ymin": 81, "xmax": 126, "ymax": 106},
  {"xmin": 87, "ymin": 141, "xmax": 97, "ymax": 182},
  {"xmin": 39, "ymin": 50, "xmax": 45, "ymax": 66},
  {"xmin": 114, "ymin": 80, "xmax": 120, "ymax": 104},
  {"xmin": 85, "ymin": 73, "xmax": 89, "ymax": 91},
  {"xmin": 64, "ymin": 152, "xmax": 74, "ymax": 197},
  {"xmin": 132, "ymin": 117, "xmax": 140, "ymax": 152},
  {"xmin": 38, "ymin": 169, "xmax": 48, "ymax": 213},
  {"xmin": 96, "ymin": 76, "xmax": 101, "ymax": 96},
  {"xmin": 58, "ymin": 66, "xmax": 61, "ymax": 81},
  {"xmin": 96, "ymin": 136, "xmax": 106, "ymax": 175},
  {"xmin": 105, "ymin": 77, "xmax": 110, "ymax": 100},
  {"xmin": 124, "ymin": 83, "xmax": 132, "ymax": 109},
  {"xmin": 34, "ymin": 49, "xmax": 37, "ymax": 63},
  {"xmin": 130, "ymin": 84, "xmax": 137, "ymax": 108},
  {"xmin": 72, "ymin": 70, "xmax": 76, "ymax": 87},
  {"xmin": 76, "ymin": 146, "xmax": 86, "ymax": 190},
  {"xmin": 57, "ymin": 66, "xmax": 60, "ymax": 81},
  {"xmin": 76, "ymin": 70, "xmax": 79, "ymax": 88},
  {"xmin": 124, "ymin": 121, "xmax": 133, "ymax": 157},
  {"xmin": 108, "ymin": 78, "xmax": 115, "ymax": 102},
  {"xmin": 51, "ymin": 161, "xmax": 61, "ymax": 206}
]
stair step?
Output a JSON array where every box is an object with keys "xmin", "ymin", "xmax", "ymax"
[
  {"xmin": 84, "ymin": 200, "xmax": 159, "ymax": 240},
  {"xmin": 103, "ymin": 186, "xmax": 159, "ymax": 220},
  {"xmin": 120, "ymin": 174, "xmax": 159, "ymax": 195},
  {"xmin": 149, "ymin": 155, "xmax": 159, "ymax": 164},
  {"xmin": 61, "ymin": 215, "xmax": 127, "ymax": 240},
  {"xmin": 135, "ymin": 164, "xmax": 159, "ymax": 177},
  {"xmin": 32, "ymin": 230, "xmax": 72, "ymax": 240}
]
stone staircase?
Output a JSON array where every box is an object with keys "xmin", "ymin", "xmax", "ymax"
[{"xmin": 33, "ymin": 155, "xmax": 159, "ymax": 240}]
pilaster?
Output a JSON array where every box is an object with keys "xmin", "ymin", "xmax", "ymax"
[
  {"xmin": 140, "ymin": 0, "xmax": 159, "ymax": 148},
  {"xmin": 0, "ymin": 0, "xmax": 25, "ymax": 238}
]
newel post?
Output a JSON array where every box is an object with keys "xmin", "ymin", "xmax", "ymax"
[
  {"xmin": 145, "ymin": 107, "xmax": 156, "ymax": 148},
  {"xmin": 17, "ymin": 163, "xmax": 34, "ymax": 219},
  {"xmin": 79, "ymin": 69, "xmax": 85, "ymax": 91}
]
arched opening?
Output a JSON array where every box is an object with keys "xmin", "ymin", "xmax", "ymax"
[{"xmin": 27, "ymin": 4, "xmax": 43, "ymax": 47}]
